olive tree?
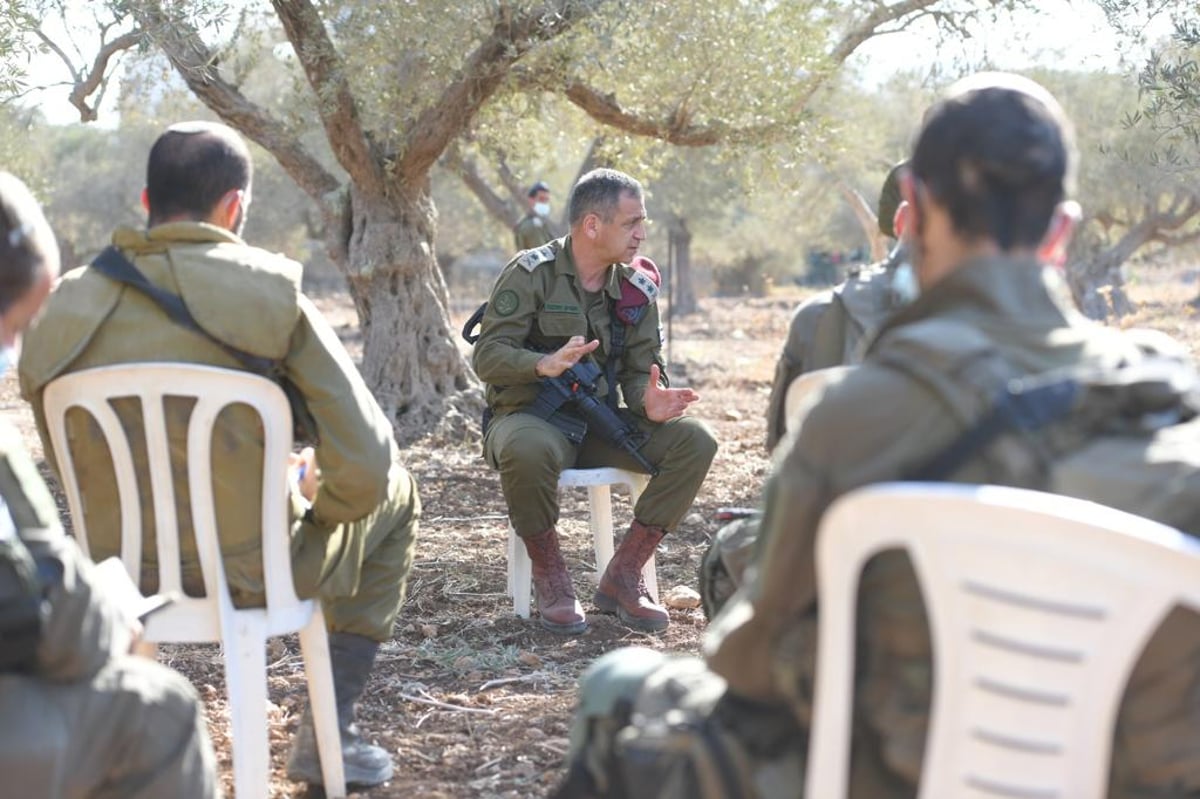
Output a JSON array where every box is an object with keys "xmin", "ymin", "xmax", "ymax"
[{"xmin": 9, "ymin": 0, "xmax": 1017, "ymax": 440}]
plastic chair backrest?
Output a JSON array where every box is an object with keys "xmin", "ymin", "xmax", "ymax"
[
  {"xmin": 42, "ymin": 362, "xmax": 309, "ymax": 638},
  {"xmin": 806, "ymin": 482, "xmax": 1200, "ymax": 799},
  {"xmin": 42, "ymin": 362, "xmax": 346, "ymax": 798}
]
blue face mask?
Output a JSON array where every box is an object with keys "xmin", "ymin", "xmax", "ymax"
[{"xmin": 533, "ymin": 202, "xmax": 551, "ymax": 218}]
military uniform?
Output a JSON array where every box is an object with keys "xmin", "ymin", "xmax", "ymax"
[
  {"xmin": 18, "ymin": 222, "xmax": 420, "ymax": 643},
  {"xmin": 473, "ymin": 237, "xmax": 716, "ymax": 537},
  {"xmin": 0, "ymin": 421, "xmax": 219, "ymax": 798},
  {"xmin": 765, "ymin": 262, "xmax": 901, "ymax": 451},
  {"xmin": 709, "ymin": 254, "xmax": 1200, "ymax": 796},
  {"xmin": 567, "ymin": 255, "xmax": 1200, "ymax": 798},
  {"xmin": 513, "ymin": 212, "xmax": 556, "ymax": 252}
]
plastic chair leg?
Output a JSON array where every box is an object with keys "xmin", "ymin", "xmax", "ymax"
[
  {"xmin": 223, "ymin": 615, "xmax": 271, "ymax": 799},
  {"xmin": 589, "ymin": 485, "xmax": 616, "ymax": 576},
  {"xmin": 298, "ymin": 608, "xmax": 346, "ymax": 798},
  {"xmin": 508, "ymin": 525, "xmax": 532, "ymax": 619}
]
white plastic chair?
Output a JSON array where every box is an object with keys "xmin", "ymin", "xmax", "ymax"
[
  {"xmin": 506, "ymin": 466, "xmax": 654, "ymax": 619},
  {"xmin": 805, "ymin": 482, "xmax": 1200, "ymax": 799},
  {"xmin": 42, "ymin": 363, "xmax": 346, "ymax": 799}
]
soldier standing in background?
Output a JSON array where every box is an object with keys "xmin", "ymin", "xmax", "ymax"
[{"xmin": 514, "ymin": 180, "xmax": 557, "ymax": 251}]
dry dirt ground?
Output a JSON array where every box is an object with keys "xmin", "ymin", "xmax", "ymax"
[{"xmin": 4, "ymin": 260, "xmax": 1198, "ymax": 798}]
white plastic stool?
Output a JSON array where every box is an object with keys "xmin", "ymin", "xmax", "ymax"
[{"xmin": 507, "ymin": 467, "xmax": 655, "ymax": 619}]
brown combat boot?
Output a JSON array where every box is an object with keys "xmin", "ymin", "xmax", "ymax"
[
  {"xmin": 594, "ymin": 520, "xmax": 670, "ymax": 632},
  {"xmin": 523, "ymin": 526, "xmax": 588, "ymax": 634}
]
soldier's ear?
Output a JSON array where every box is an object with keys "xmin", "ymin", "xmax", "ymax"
[
  {"xmin": 140, "ymin": 188, "xmax": 150, "ymax": 214},
  {"xmin": 892, "ymin": 201, "xmax": 911, "ymax": 240},
  {"xmin": 214, "ymin": 188, "xmax": 245, "ymax": 230},
  {"xmin": 1038, "ymin": 200, "xmax": 1080, "ymax": 268},
  {"xmin": 899, "ymin": 170, "xmax": 921, "ymax": 241},
  {"xmin": 583, "ymin": 212, "xmax": 600, "ymax": 239}
]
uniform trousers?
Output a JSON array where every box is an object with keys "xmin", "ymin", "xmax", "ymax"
[
  {"xmin": 483, "ymin": 411, "xmax": 716, "ymax": 538},
  {"xmin": 0, "ymin": 656, "xmax": 218, "ymax": 799}
]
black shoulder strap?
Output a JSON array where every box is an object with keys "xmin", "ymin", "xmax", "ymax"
[
  {"xmin": 90, "ymin": 246, "xmax": 279, "ymax": 377},
  {"xmin": 462, "ymin": 302, "xmax": 487, "ymax": 345},
  {"xmin": 904, "ymin": 376, "xmax": 1080, "ymax": 481}
]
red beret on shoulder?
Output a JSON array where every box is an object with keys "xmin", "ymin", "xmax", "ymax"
[{"xmin": 616, "ymin": 256, "xmax": 660, "ymax": 325}]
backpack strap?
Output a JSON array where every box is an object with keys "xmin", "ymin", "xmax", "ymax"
[
  {"xmin": 90, "ymin": 246, "xmax": 319, "ymax": 443},
  {"xmin": 91, "ymin": 246, "xmax": 280, "ymax": 375},
  {"xmin": 905, "ymin": 375, "xmax": 1080, "ymax": 481},
  {"xmin": 903, "ymin": 358, "xmax": 1199, "ymax": 482}
]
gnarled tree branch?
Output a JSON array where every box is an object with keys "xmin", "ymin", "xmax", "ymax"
[
  {"xmin": 270, "ymin": 0, "xmax": 385, "ymax": 197},
  {"xmin": 126, "ymin": 1, "xmax": 340, "ymax": 205},
  {"xmin": 442, "ymin": 142, "xmax": 522, "ymax": 228},
  {"xmin": 31, "ymin": 20, "xmax": 140, "ymax": 123},
  {"xmin": 398, "ymin": 0, "xmax": 600, "ymax": 181}
]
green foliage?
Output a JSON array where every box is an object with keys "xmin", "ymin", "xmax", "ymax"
[{"xmin": 1095, "ymin": 0, "xmax": 1200, "ymax": 166}]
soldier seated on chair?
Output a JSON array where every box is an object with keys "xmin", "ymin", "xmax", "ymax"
[
  {"xmin": 555, "ymin": 74, "xmax": 1200, "ymax": 799},
  {"xmin": 472, "ymin": 168, "xmax": 718, "ymax": 635},
  {"xmin": 18, "ymin": 121, "xmax": 420, "ymax": 791},
  {"xmin": 0, "ymin": 172, "xmax": 220, "ymax": 799}
]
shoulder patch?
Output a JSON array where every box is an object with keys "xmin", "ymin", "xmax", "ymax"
[
  {"xmin": 518, "ymin": 243, "xmax": 556, "ymax": 272},
  {"xmin": 494, "ymin": 289, "xmax": 520, "ymax": 317}
]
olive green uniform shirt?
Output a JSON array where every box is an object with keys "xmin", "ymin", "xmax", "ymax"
[
  {"xmin": 472, "ymin": 236, "xmax": 666, "ymax": 418},
  {"xmin": 19, "ymin": 223, "xmax": 398, "ymax": 601},
  {"xmin": 765, "ymin": 263, "xmax": 900, "ymax": 451},
  {"xmin": 708, "ymin": 254, "xmax": 1200, "ymax": 792},
  {"xmin": 513, "ymin": 212, "xmax": 556, "ymax": 252}
]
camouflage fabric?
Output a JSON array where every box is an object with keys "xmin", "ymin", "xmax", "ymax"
[{"xmin": 698, "ymin": 516, "xmax": 759, "ymax": 621}]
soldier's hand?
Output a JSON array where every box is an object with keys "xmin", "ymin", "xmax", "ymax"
[
  {"xmin": 288, "ymin": 447, "xmax": 319, "ymax": 502},
  {"xmin": 644, "ymin": 364, "xmax": 699, "ymax": 422},
  {"xmin": 535, "ymin": 336, "xmax": 600, "ymax": 378}
]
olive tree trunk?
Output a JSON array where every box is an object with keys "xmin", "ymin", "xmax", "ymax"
[{"xmin": 340, "ymin": 185, "xmax": 479, "ymax": 443}]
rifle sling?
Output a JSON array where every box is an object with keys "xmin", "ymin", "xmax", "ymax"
[
  {"xmin": 90, "ymin": 246, "xmax": 281, "ymax": 378},
  {"xmin": 904, "ymin": 378, "xmax": 1080, "ymax": 482}
]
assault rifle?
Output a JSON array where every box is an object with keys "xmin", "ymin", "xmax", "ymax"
[{"xmin": 530, "ymin": 358, "xmax": 660, "ymax": 477}]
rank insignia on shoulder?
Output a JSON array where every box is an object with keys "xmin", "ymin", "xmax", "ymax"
[
  {"xmin": 518, "ymin": 243, "xmax": 556, "ymax": 272},
  {"xmin": 626, "ymin": 268, "xmax": 659, "ymax": 303}
]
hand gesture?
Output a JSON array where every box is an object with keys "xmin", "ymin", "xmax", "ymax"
[
  {"xmin": 535, "ymin": 335, "xmax": 600, "ymax": 378},
  {"xmin": 643, "ymin": 364, "xmax": 699, "ymax": 422}
]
